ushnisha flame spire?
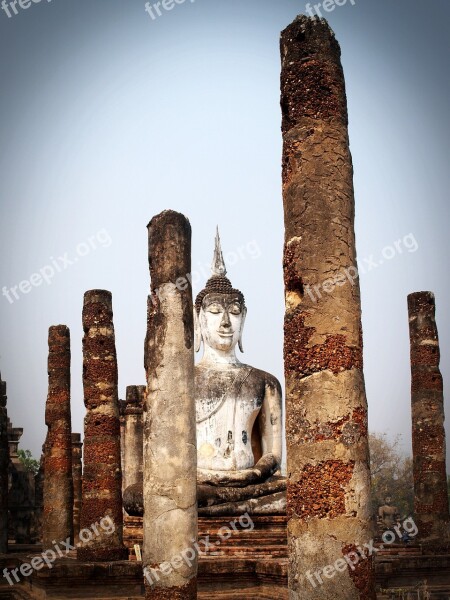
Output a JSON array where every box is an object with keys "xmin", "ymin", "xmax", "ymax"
[
  {"xmin": 211, "ymin": 227, "xmax": 227, "ymax": 277},
  {"xmin": 195, "ymin": 229, "xmax": 245, "ymax": 314}
]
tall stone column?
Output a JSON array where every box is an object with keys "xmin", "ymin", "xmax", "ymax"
[
  {"xmin": 78, "ymin": 290, "xmax": 127, "ymax": 561},
  {"xmin": 0, "ymin": 374, "xmax": 8, "ymax": 553},
  {"xmin": 123, "ymin": 385, "xmax": 145, "ymax": 492},
  {"xmin": 281, "ymin": 16, "xmax": 375, "ymax": 599},
  {"xmin": 408, "ymin": 292, "xmax": 450, "ymax": 544},
  {"xmin": 71, "ymin": 433, "xmax": 83, "ymax": 541},
  {"xmin": 119, "ymin": 400, "xmax": 126, "ymax": 495},
  {"xmin": 144, "ymin": 211, "xmax": 197, "ymax": 599},
  {"xmin": 43, "ymin": 325, "xmax": 74, "ymax": 548}
]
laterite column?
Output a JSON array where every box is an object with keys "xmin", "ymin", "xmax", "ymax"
[
  {"xmin": 72, "ymin": 433, "xmax": 83, "ymax": 541},
  {"xmin": 281, "ymin": 16, "xmax": 375, "ymax": 599},
  {"xmin": 79, "ymin": 290, "xmax": 127, "ymax": 561},
  {"xmin": 42, "ymin": 326, "xmax": 73, "ymax": 548},
  {"xmin": 408, "ymin": 292, "xmax": 449, "ymax": 545}
]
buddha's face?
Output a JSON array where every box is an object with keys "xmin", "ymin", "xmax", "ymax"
[{"xmin": 199, "ymin": 293, "xmax": 245, "ymax": 352}]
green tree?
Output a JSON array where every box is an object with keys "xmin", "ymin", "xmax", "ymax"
[
  {"xmin": 17, "ymin": 449, "xmax": 40, "ymax": 475},
  {"xmin": 369, "ymin": 432, "xmax": 414, "ymax": 518}
]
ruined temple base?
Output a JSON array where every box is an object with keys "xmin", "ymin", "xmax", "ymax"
[
  {"xmin": 198, "ymin": 515, "xmax": 288, "ymax": 599},
  {"xmin": 123, "ymin": 515, "xmax": 143, "ymax": 560},
  {"xmin": 2, "ymin": 541, "xmax": 450, "ymax": 599},
  {"xmin": 376, "ymin": 545, "xmax": 450, "ymax": 599},
  {"xmin": 0, "ymin": 556, "xmax": 143, "ymax": 599},
  {"xmin": 0, "ymin": 515, "xmax": 288, "ymax": 599}
]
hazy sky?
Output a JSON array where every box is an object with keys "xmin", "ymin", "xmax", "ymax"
[{"xmin": 0, "ymin": 0, "xmax": 449, "ymax": 470}]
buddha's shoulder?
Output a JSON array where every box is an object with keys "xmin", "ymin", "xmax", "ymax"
[{"xmin": 241, "ymin": 364, "xmax": 282, "ymax": 393}]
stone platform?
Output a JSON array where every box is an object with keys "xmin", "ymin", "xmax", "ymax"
[
  {"xmin": 0, "ymin": 515, "xmax": 289, "ymax": 599},
  {"xmin": 375, "ymin": 545, "xmax": 450, "ymax": 599},
  {"xmin": 198, "ymin": 515, "xmax": 288, "ymax": 599},
  {"xmin": 3, "ymin": 528, "xmax": 450, "ymax": 599}
]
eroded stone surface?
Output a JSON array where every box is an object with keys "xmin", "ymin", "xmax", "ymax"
[
  {"xmin": 144, "ymin": 211, "xmax": 197, "ymax": 597},
  {"xmin": 71, "ymin": 433, "xmax": 83, "ymax": 541},
  {"xmin": 42, "ymin": 326, "xmax": 73, "ymax": 548},
  {"xmin": 281, "ymin": 15, "xmax": 374, "ymax": 599},
  {"xmin": 79, "ymin": 290, "xmax": 127, "ymax": 561},
  {"xmin": 408, "ymin": 291, "xmax": 450, "ymax": 545}
]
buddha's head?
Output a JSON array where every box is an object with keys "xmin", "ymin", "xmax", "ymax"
[{"xmin": 194, "ymin": 230, "xmax": 247, "ymax": 354}]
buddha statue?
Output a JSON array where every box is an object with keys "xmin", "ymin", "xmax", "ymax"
[
  {"xmin": 195, "ymin": 231, "xmax": 286, "ymax": 515},
  {"xmin": 123, "ymin": 230, "xmax": 286, "ymax": 518},
  {"xmin": 377, "ymin": 496, "xmax": 400, "ymax": 530}
]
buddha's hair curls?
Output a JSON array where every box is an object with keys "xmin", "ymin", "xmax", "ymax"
[{"xmin": 195, "ymin": 275, "xmax": 245, "ymax": 314}]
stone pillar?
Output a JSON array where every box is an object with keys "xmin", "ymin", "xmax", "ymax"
[
  {"xmin": 144, "ymin": 211, "xmax": 197, "ymax": 599},
  {"xmin": 78, "ymin": 290, "xmax": 127, "ymax": 561},
  {"xmin": 43, "ymin": 325, "xmax": 73, "ymax": 548},
  {"xmin": 281, "ymin": 16, "xmax": 375, "ymax": 599},
  {"xmin": 119, "ymin": 400, "xmax": 126, "ymax": 495},
  {"xmin": 123, "ymin": 386, "xmax": 145, "ymax": 492},
  {"xmin": 34, "ymin": 450, "xmax": 44, "ymax": 544},
  {"xmin": 0, "ymin": 374, "xmax": 8, "ymax": 553},
  {"xmin": 408, "ymin": 292, "xmax": 450, "ymax": 544},
  {"xmin": 71, "ymin": 433, "xmax": 83, "ymax": 541}
]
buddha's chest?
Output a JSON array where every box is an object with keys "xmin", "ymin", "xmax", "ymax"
[{"xmin": 195, "ymin": 368, "xmax": 263, "ymax": 424}]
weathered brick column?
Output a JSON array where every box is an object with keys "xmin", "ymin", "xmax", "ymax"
[
  {"xmin": 144, "ymin": 211, "xmax": 197, "ymax": 599},
  {"xmin": 281, "ymin": 16, "xmax": 375, "ymax": 599},
  {"xmin": 71, "ymin": 433, "xmax": 83, "ymax": 541},
  {"xmin": 0, "ymin": 374, "xmax": 8, "ymax": 553},
  {"xmin": 123, "ymin": 385, "xmax": 145, "ymax": 492},
  {"xmin": 78, "ymin": 290, "xmax": 127, "ymax": 561},
  {"xmin": 408, "ymin": 292, "xmax": 450, "ymax": 544},
  {"xmin": 42, "ymin": 326, "xmax": 73, "ymax": 548}
]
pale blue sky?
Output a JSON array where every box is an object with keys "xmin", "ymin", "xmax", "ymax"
[{"xmin": 0, "ymin": 0, "xmax": 449, "ymax": 469}]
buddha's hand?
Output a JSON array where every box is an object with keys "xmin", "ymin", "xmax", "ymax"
[
  {"xmin": 253, "ymin": 453, "xmax": 280, "ymax": 481},
  {"xmin": 197, "ymin": 467, "xmax": 266, "ymax": 488}
]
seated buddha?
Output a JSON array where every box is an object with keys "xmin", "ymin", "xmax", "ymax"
[
  {"xmin": 195, "ymin": 231, "xmax": 286, "ymax": 515},
  {"xmin": 123, "ymin": 231, "xmax": 286, "ymax": 518}
]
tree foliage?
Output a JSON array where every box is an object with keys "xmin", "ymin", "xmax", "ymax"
[
  {"xmin": 17, "ymin": 449, "xmax": 40, "ymax": 475},
  {"xmin": 369, "ymin": 432, "xmax": 414, "ymax": 519}
]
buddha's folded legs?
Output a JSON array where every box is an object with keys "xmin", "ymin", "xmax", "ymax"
[
  {"xmin": 198, "ymin": 476, "xmax": 286, "ymax": 507},
  {"xmin": 198, "ymin": 490, "xmax": 286, "ymax": 516}
]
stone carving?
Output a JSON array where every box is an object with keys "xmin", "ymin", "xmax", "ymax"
[
  {"xmin": 195, "ymin": 231, "xmax": 285, "ymax": 515},
  {"xmin": 378, "ymin": 497, "xmax": 399, "ymax": 530}
]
